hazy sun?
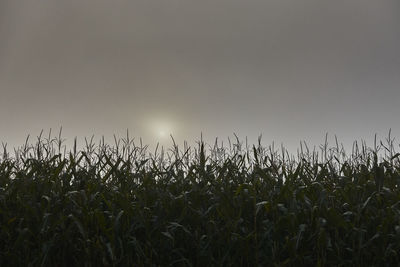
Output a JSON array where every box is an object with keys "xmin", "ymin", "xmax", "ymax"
[
  {"xmin": 158, "ymin": 130, "xmax": 166, "ymax": 138},
  {"xmin": 147, "ymin": 116, "xmax": 176, "ymax": 141}
]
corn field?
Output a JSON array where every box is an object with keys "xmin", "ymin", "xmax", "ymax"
[{"xmin": 1, "ymin": 131, "xmax": 400, "ymax": 266}]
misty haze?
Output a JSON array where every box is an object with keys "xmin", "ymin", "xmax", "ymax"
[{"xmin": 1, "ymin": 1, "xmax": 400, "ymax": 266}]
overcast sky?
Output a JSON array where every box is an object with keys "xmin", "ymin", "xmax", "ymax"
[{"xmin": 0, "ymin": 0, "xmax": 399, "ymax": 153}]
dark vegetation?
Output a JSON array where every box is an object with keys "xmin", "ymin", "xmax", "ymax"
[{"xmin": 1, "ymin": 130, "xmax": 400, "ymax": 266}]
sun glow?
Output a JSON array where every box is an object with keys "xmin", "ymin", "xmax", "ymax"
[
  {"xmin": 158, "ymin": 130, "xmax": 166, "ymax": 138},
  {"xmin": 146, "ymin": 116, "xmax": 177, "ymax": 142}
]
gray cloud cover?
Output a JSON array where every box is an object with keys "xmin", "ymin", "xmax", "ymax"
[{"xmin": 0, "ymin": 0, "xmax": 399, "ymax": 151}]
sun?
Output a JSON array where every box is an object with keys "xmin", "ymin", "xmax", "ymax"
[
  {"xmin": 147, "ymin": 116, "xmax": 176, "ymax": 141},
  {"xmin": 158, "ymin": 130, "xmax": 166, "ymax": 138},
  {"xmin": 142, "ymin": 112, "xmax": 181, "ymax": 144},
  {"xmin": 154, "ymin": 123, "xmax": 171, "ymax": 139}
]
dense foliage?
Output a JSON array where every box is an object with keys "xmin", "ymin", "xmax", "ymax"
[{"xmin": 1, "ymin": 132, "xmax": 400, "ymax": 266}]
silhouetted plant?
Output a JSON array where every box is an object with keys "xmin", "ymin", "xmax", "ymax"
[{"xmin": 1, "ymin": 130, "xmax": 400, "ymax": 266}]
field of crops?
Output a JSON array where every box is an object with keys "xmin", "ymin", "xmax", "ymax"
[{"xmin": 1, "ymin": 132, "xmax": 400, "ymax": 266}]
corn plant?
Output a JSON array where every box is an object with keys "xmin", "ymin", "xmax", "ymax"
[{"xmin": 1, "ymin": 131, "xmax": 400, "ymax": 266}]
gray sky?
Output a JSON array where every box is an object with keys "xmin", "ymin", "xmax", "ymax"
[{"xmin": 0, "ymin": 0, "xmax": 399, "ymax": 153}]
